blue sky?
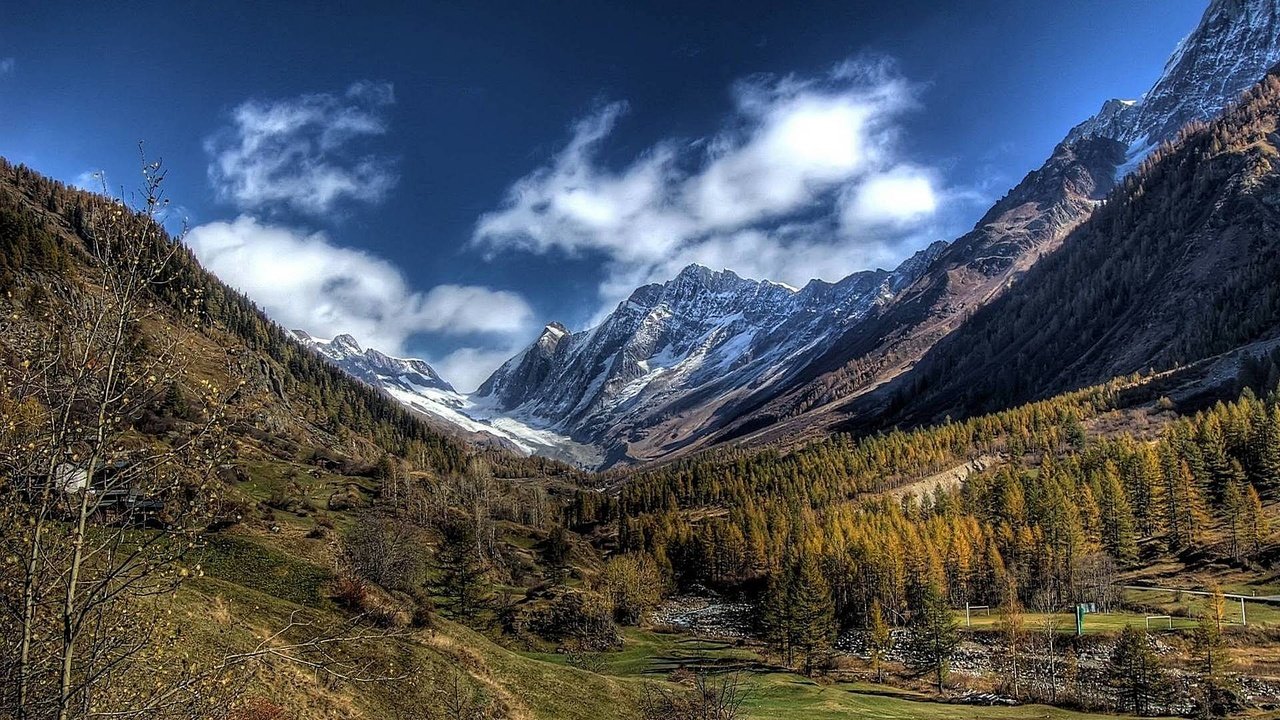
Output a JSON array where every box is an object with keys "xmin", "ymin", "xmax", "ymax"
[{"xmin": 0, "ymin": 1, "xmax": 1207, "ymax": 389}]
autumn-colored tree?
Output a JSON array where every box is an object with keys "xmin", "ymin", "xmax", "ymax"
[{"xmin": 867, "ymin": 599, "xmax": 893, "ymax": 683}]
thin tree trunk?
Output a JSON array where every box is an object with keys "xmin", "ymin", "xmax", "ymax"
[{"xmin": 57, "ymin": 300, "xmax": 129, "ymax": 720}]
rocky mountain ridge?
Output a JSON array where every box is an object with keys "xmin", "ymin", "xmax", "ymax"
[{"xmin": 472, "ymin": 242, "xmax": 947, "ymax": 465}]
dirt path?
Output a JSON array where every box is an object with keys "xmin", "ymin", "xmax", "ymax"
[{"xmin": 882, "ymin": 455, "xmax": 999, "ymax": 500}]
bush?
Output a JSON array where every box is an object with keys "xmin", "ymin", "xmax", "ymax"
[
  {"xmin": 524, "ymin": 592, "xmax": 621, "ymax": 651},
  {"xmin": 266, "ymin": 481, "xmax": 305, "ymax": 512},
  {"xmin": 333, "ymin": 574, "xmax": 370, "ymax": 611},
  {"xmin": 410, "ymin": 588, "xmax": 437, "ymax": 630},
  {"xmin": 328, "ymin": 485, "xmax": 362, "ymax": 511},
  {"xmin": 601, "ymin": 553, "xmax": 665, "ymax": 625},
  {"xmin": 364, "ymin": 600, "xmax": 409, "ymax": 629},
  {"xmin": 639, "ymin": 673, "xmax": 748, "ymax": 720},
  {"xmin": 342, "ymin": 516, "xmax": 426, "ymax": 591}
]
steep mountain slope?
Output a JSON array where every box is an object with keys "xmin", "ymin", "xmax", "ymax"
[
  {"xmin": 704, "ymin": 0, "xmax": 1280, "ymax": 450},
  {"xmin": 1067, "ymin": 0, "xmax": 1280, "ymax": 155},
  {"xmin": 473, "ymin": 243, "xmax": 945, "ymax": 465},
  {"xmin": 876, "ymin": 69, "xmax": 1280, "ymax": 426},
  {"xmin": 0, "ymin": 161, "xmax": 472, "ymax": 478}
]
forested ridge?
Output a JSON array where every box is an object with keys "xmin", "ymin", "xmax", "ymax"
[
  {"xmin": 0, "ymin": 157, "xmax": 473, "ymax": 474},
  {"xmin": 886, "ymin": 70, "xmax": 1280, "ymax": 426},
  {"xmin": 593, "ymin": 374, "xmax": 1280, "ymax": 676}
]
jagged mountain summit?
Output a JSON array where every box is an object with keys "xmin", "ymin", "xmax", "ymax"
[
  {"xmin": 292, "ymin": 330, "xmax": 456, "ymax": 395},
  {"xmin": 1068, "ymin": 0, "xmax": 1280, "ymax": 158},
  {"xmin": 295, "ymin": 243, "xmax": 945, "ymax": 468},
  {"xmin": 475, "ymin": 243, "xmax": 947, "ymax": 465},
  {"xmin": 291, "ymin": 331, "xmax": 602, "ymax": 466}
]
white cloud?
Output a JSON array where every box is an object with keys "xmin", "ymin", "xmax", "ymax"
[
  {"xmin": 840, "ymin": 164, "xmax": 939, "ymax": 229},
  {"xmin": 185, "ymin": 216, "xmax": 534, "ymax": 357},
  {"xmin": 473, "ymin": 58, "xmax": 953, "ymax": 307},
  {"xmin": 204, "ymin": 81, "xmax": 398, "ymax": 217},
  {"xmin": 0, "ymin": 58, "xmax": 13, "ymax": 76},
  {"xmin": 71, "ymin": 170, "xmax": 106, "ymax": 193},
  {"xmin": 430, "ymin": 345, "xmax": 527, "ymax": 395}
]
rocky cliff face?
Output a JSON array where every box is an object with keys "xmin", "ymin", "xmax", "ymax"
[
  {"xmin": 1068, "ymin": 0, "xmax": 1280, "ymax": 155},
  {"xmin": 472, "ymin": 243, "xmax": 946, "ymax": 464}
]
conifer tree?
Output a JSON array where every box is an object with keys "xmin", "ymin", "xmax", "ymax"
[
  {"xmin": 436, "ymin": 514, "xmax": 491, "ymax": 622},
  {"xmin": 1108, "ymin": 625, "xmax": 1164, "ymax": 715},
  {"xmin": 1222, "ymin": 481, "xmax": 1245, "ymax": 560},
  {"xmin": 1250, "ymin": 406, "xmax": 1280, "ymax": 493},
  {"xmin": 1242, "ymin": 483, "xmax": 1268, "ymax": 553},
  {"xmin": 1192, "ymin": 585, "xmax": 1237, "ymax": 718},
  {"xmin": 1098, "ymin": 462, "xmax": 1138, "ymax": 561},
  {"xmin": 760, "ymin": 565, "xmax": 796, "ymax": 665},
  {"xmin": 867, "ymin": 599, "xmax": 893, "ymax": 684},
  {"xmin": 905, "ymin": 581, "xmax": 960, "ymax": 693},
  {"xmin": 791, "ymin": 554, "xmax": 836, "ymax": 675}
]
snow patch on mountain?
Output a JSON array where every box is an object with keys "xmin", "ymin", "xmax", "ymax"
[
  {"xmin": 290, "ymin": 330, "xmax": 603, "ymax": 467},
  {"xmin": 1068, "ymin": 0, "xmax": 1280, "ymax": 168}
]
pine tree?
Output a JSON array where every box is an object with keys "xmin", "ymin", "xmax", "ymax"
[
  {"xmin": 1168, "ymin": 459, "xmax": 1209, "ymax": 550},
  {"xmin": 1128, "ymin": 444, "xmax": 1165, "ymax": 537},
  {"xmin": 867, "ymin": 598, "xmax": 893, "ymax": 684},
  {"xmin": 1099, "ymin": 462, "xmax": 1138, "ymax": 561},
  {"xmin": 436, "ymin": 514, "xmax": 491, "ymax": 621},
  {"xmin": 791, "ymin": 554, "xmax": 836, "ymax": 675},
  {"xmin": 1222, "ymin": 481, "xmax": 1245, "ymax": 560},
  {"xmin": 1249, "ymin": 406, "xmax": 1280, "ymax": 494},
  {"xmin": 905, "ymin": 581, "xmax": 960, "ymax": 693},
  {"xmin": 1242, "ymin": 484, "xmax": 1268, "ymax": 553},
  {"xmin": 1108, "ymin": 625, "xmax": 1164, "ymax": 715},
  {"xmin": 1192, "ymin": 585, "xmax": 1237, "ymax": 718},
  {"xmin": 760, "ymin": 565, "xmax": 796, "ymax": 666}
]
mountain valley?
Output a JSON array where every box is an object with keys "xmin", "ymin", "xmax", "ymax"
[{"xmin": 8, "ymin": 2, "xmax": 1280, "ymax": 719}]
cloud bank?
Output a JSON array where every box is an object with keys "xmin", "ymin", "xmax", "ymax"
[
  {"xmin": 204, "ymin": 81, "xmax": 398, "ymax": 218},
  {"xmin": 473, "ymin": 59, "xmax": 957, "ymax": 306},
  {"xmin": 187, "ymin": 216, "xmax": 534, "ymax": 360},
  {"xmin": 192, "ymin": 82, "xmax": 538, "ymax": 391}
]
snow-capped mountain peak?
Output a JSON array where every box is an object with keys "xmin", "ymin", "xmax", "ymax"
[
  {"xmin": 1069, "ymin": 0, "xmax": 1280, "ymax": 161},
  {"xmin": 290, "ymin": 329, "xmax": 601, "ymax": 467},
  {"xmin": 293, "ymin": 330, "xmax": 455, "ymax": 394},
  {"xmin": 471, "ymin": 244, "xmax": 948, "ymax": 465}
]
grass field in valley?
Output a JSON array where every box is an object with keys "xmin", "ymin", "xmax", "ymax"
[{"xmin": 520, "ymin": 630, "xmax": 1133, "ymax": 720}]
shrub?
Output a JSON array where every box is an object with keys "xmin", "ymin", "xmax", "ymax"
[
  {"xmin": 332, "ymin": 574, "xmax": 370, "ymax": 611},
  {"xmin": 342, "ymin": 517, "xmax": 426, "ymax": 591},
  {"xmin": 364, "ymin": 600, "xmax": 409, "ymax": 629},
  {"xmin": 525, "ymin": 592, "xmax": 621, "ymax": 651}
]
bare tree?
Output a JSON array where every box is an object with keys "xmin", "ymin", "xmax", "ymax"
[
  {"xmin": 0, "ymin": 154, "xmax": 243, "ymax": 720},
  {"xmin": 639, "ymin": 672, "xmax": 749, "ymax": 720},
  {"xmin": 999, "ymin": 580, "xmax": 1025, "ymax": 700}
]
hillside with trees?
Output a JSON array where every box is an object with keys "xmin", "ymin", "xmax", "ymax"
[{"xmin": 877, "ymin": 70, "xmax": 1280, "ymax": 429}]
